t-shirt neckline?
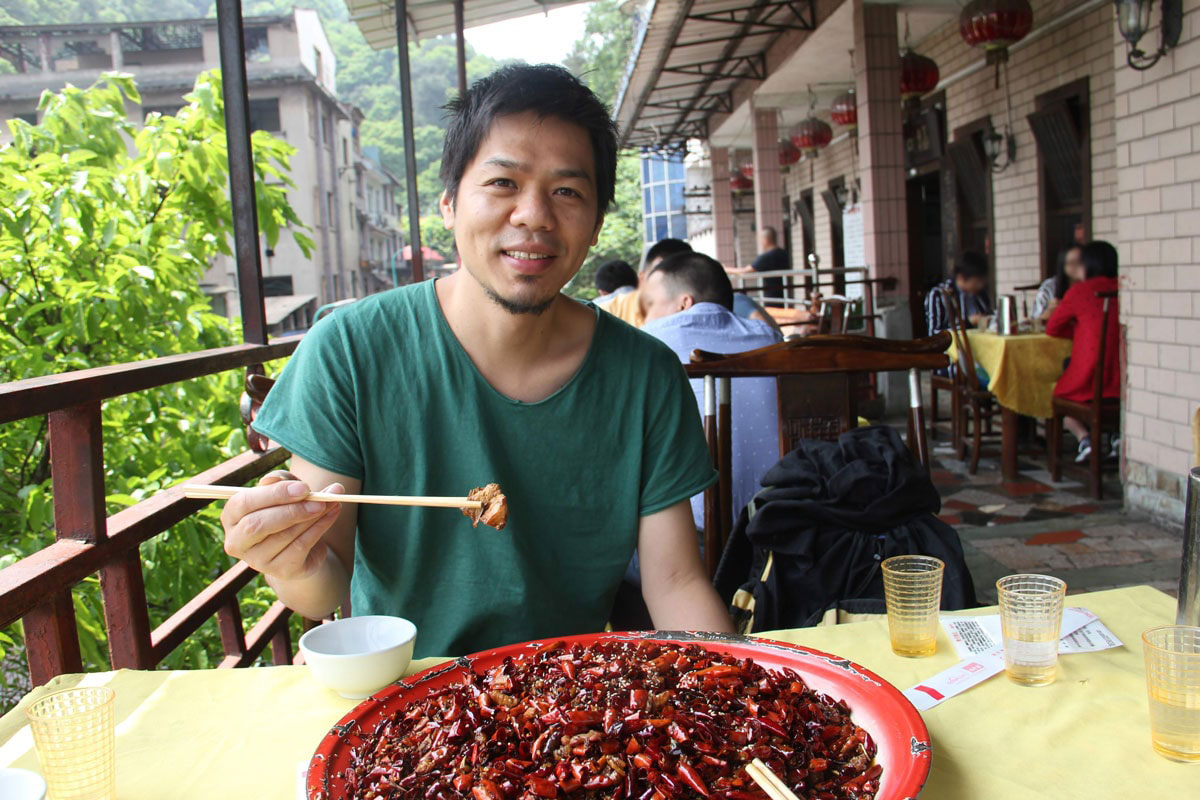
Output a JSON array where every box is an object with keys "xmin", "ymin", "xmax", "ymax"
[{"xmin": 426, "ymin": 279, "xmax": 605, "ymax": 407}]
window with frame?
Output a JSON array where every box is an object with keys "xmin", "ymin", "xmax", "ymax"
[
  {"xmin": 247, "ymin": 98, "xmax": 280, "ymax": 133},
  {"xmin": 640, "ymin": 152, "xmax": 688, "ymax": 243},
  {"xmin": 946, "ymin": 118, "xmax": 994, "ymax": 281},
  {"xmin": 1029, "ymin": 78, "xmax": 1090, "ymax": 277}
]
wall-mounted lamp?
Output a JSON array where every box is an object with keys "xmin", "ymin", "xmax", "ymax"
[
  {"xmin": 983, "ymin": 123, "xmax": 1016, "ymax": 174},
  {"xmin": 1114, "ymin": 0, "xmax": 1183, "ymax": 70}
]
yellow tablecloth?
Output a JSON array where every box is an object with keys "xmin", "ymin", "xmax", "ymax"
[
  {"xmin": 0, "ymin": 586, "xmax": 1187, "ymax": 798},
  {"xmin": 948, "ymin": 331, "xmax": 1073, "ymax": 419}
]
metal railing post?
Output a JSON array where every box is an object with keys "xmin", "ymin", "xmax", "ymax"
[
  {"xmin": 1178, "ymin": 466, "xmax": 1200, "ymax": 625},
  {"xmin": 215, "ymin": 0, "xmax": 267, "ymax": 345}
]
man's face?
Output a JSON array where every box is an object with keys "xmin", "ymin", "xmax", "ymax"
[
  {"xmin": 1064, "ymin": 248, "xmax": 1084, "ymax": 282},
  {"xmin": 956, "ymin": 274, "xmax": 986, "ymax": 295},
  {"xmin": 440, "ymin": 112, "xmax": 603, "ymax": 314},
  {"xmin": 641, "ymin": 270, "xmax": 690, "ymax": 323}
]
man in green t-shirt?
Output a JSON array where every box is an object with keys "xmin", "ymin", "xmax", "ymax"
[{"xmin": 220, "ymin": 64, "xmax": 733, "ymax": 658}]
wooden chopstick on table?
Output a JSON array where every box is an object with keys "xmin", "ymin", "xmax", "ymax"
[
  {"xmin": 181, "ymin": 484, "xmax": 482, "ymax": 509},
  {"xmin": 746, "ymin": 759, "xmax": 801, "ymax": 800}
]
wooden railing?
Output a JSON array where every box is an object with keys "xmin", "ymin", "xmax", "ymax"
[{"xmin": 0, "ymin": 336, "xmax": 302, "ymax": 685}]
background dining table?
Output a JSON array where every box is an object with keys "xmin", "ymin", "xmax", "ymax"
[
  {"xmin": 948, "ymin": 330, "xmax": 1073, "ymax": 479},
  {"xmin": 0, "ymin": 586, "xmax": 1188, "ymax": 799}
]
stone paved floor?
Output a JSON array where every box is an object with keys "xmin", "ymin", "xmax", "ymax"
[{"xmin": 927, "ymin": 434, "xmax": 1184, "ymax": 605}]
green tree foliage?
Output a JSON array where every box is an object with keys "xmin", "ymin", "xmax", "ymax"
[
  {"xmin": 562, "ymin": 1, "xmax": 642, "ymax": 299},
  {"xmin": 0, "ymin": 71, "xmax": 310, "ymax": 700}
]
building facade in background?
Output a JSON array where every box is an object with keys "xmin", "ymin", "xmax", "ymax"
[
  {"xmin": 0, "ymin": 8, "xmax": 405, "ymax": 330},
  {"xmin": 619, "ymin": 0, "xmax": 1200, "ymax": 524}
]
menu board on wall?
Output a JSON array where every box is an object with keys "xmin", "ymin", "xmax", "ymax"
[{"xmin": 842, "ymin": 204, "xmax": 865, "ymax": 301}]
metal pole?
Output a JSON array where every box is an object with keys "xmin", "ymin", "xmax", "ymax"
[
  {"xmin": 215, "ymin": 0, "xmax": 267, "ymax": 344},
  {"xmin": 454, "ymin": 0, "xmax": 468, "ymax": 98},
  {"xmin": 393, "ymin": 0, "xmax": 424, "ymax": 283},
  {"xmin": 1178, "ymin": 467, "xmax": 1200, "ymax": 626}
]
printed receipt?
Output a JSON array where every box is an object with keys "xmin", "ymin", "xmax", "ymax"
[{"xmin": 902, "ymin": 607, "xmax": 1123, "ymax": 711}]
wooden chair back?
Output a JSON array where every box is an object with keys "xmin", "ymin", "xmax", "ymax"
[
  {"xmin": 686, "ymin": 332, "xmax": 951, "ymax": 576},
  {"xmin": 816, "ymin": 296, "xmax": 851, "ymax": 335},
  {"xmin": 1093, "ymin": 290, "xmax": 1117, "ymax": 409},
  {"xmin": 940, "ymin": 287, "xmax": 985, "ymax": 393}
]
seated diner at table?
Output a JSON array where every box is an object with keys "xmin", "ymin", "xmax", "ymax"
[
  {"xmin": 602, "ymin": 237, "xmax": 692, "ymax": 327},
  {"xmin": 1045, "ymin": 240, "xmax": 1120, "ymax": 463},
  {"xmin": 640, "ymin": 251, "xmax": 783, "ymax": 530},
  {"xmin": 926, "ymin": 252, "xmax": 993, "ymax": 385},
  {"xmin": 219, "ymin": 64, "xmax": 734, "ymax": 659},
  {"xmin": 592, "ymin": 258, "xmax": 637, "ymax": 308},
  {"xmin": 1032, "ymin": 243, "xmax": 1084, "ymax": 321}
]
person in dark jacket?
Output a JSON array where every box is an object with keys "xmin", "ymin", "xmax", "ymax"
[{"xmin": 1045, "ymin": 240, "xmax": 1120, "ymax": 462}]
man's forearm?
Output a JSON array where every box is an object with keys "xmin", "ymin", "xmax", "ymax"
[
  {"xmin": 266, "ymin": 547, "xmax": 351, "ymax": 620},
  {"xmin": 643, "ymin": 571, "xmax": 735, "ymax": 633}
]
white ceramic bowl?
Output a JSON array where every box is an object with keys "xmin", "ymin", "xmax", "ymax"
[
  {"xmin": 299, "ymin": 615, "xmax": 417, "ymax": 699},
  {"xmin": 0, "ymin": 768, "xmax": 46, "ymax": 800}
]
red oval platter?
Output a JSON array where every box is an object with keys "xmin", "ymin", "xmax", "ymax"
[{"xmin": 306, "ymin": 631, "xmax": 931, "ymax": 800}]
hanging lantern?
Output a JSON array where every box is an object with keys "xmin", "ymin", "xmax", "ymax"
[
  {"xmin": 730, "ymin": 172, "xmax": 754, "ymax": 193},
  {"xmin": 899, "ymin": 48, "xmax": 940, "ymax": 100},
  {"xmin": 739, "ymin": 162, "xmax": 755, "ymax": 180},
  {"xmin": 830, "ymin": 90, "xmax": 857, "ymax": 129},
  {"xmin": 790, "ymin": 116, "xmax": 833, "ymax": 157},
  {"xmin": 959, "ymin": 0, "xmax": 1033, "ymax": 58},
  {"xmin": 778, "ymin": 138, "xmax": 802, "ymax": 168}
]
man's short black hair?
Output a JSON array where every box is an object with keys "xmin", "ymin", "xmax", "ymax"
[
  {"xmin": 1081, "ymin": 240, "xmax": 1118, "ymax": 279},
  {"xmin": 954, "ymin": 251, "xmax": 989, "ymax": 281},
  {"xmin": 595, "ymin": 259, "xmax": 637, "ymax": 294},
  {"xmin": 440, "ymin": 64, "xmax": 618, "ymax": 221},
  {"xmin": 649, "ymin": 252, "xmax": 734, "ymax": 311},
  {"xmin": 643, "ymin": 238, "xmax": 692, "ymax": 268}
]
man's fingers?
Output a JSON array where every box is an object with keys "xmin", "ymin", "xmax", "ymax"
[
  {"xmin": 221, "ymin": 479, "xmax": 311, "ymax": 531},
  {"xmin": 258, "ymin": 470, "xmax": 298, "ymax": 486},
  {"xmin": 262, "ymin": 508, "xmax": 338, "ymax": 577}
]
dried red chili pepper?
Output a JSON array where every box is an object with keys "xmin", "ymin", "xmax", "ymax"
[{"xmin": 346, "ymin": 642, "xmax": 880, "ymax": 800}]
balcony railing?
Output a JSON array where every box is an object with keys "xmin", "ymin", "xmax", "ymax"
[{"xmin": 0, "ymin": 336, "xmax": 302, "ymax": 685}]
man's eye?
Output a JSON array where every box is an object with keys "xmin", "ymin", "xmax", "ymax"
[
  {"xmin": 555, "ymin": 187, "xmax": 581, "ymax": 197},
  {"xmin": 488, "ymin": 178, "xmax": 516, "ymax": 188}
]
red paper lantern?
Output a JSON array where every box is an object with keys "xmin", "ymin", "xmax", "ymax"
[
  {"xmin": 899, "ymin": 49, "xmax": 940, "ymax": 100},
  {"xmin": 960, "ymin": 0, "xmax": 1033, "ymax": 52},
  {"xmin": 831, "ymin": 90, "xmax": 857, "ymax": 129},
  {"xmin": 730, "ymin": 172, "xmax": 754, "ymax": 192},
  {"xmin": 739, "ymin": 163, "xmax": 755, "ymax": 180},
  {"xmin": 790, "ymin": 117, "xmax": 833, "ymax": 156},
  {"xmin": 778, "ymin": 138, "xmax": 802, "ymax": 167}
]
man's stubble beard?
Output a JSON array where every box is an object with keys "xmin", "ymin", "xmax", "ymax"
[{"xmin": 479, "ymin": 272, "xmax": 557, "ymax": 316}]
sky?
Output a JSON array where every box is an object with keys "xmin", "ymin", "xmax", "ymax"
[{"xmin": 463, "ymin": 2, "xmax": 592, "ymax": 66}]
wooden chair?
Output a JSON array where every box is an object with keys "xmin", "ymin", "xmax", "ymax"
[
  {"xmin": 941, "ymin": 287, "xmax": 1002, "ymax": 474},
  {"xmin": 1047, "ymin": 290, "xmax": 1120, "ymax": 499},
  {"xmin": 685, "ymin": 332, "xmax": 951, "ymax": 577},
  {"xmin": 815, "ymin": 296, "xmax": 851, "ymax": 335}
]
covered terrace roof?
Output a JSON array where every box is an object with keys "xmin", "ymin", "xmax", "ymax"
[{"xmin": 344, "ymin": 0, "xmax": 591, "ymax": 49}]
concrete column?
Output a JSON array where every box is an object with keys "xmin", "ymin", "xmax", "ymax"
[
  {"xmin": 709, "ymin": 146, "xmax": 737, "ymax": 269},
  {"xmin": 750, "ymin": 107, "xmax": 785, "ymax": 246},
  {"xmin": 853, "ymin": 0, "xmax": 908, "ymax": 305},
  {"xmin": 38, "ymin": 34, "xmax": 52, "ymax": 73},
  {"xmin": 110, "ymin": 31, "xmax": 123, "ymax": 70}
]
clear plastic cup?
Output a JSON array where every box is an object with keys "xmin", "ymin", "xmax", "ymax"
[
  {"xmin": 24, "ymin": 687, "xmax": 116, "ymax": 800},
  {"xmin": 1142, "ymin": 625, "xmax": 1200, "ymax": 762},
  {"xmin": 882, "ymin": 555, "xmax": 945, "ymax": 657},
  {"xmin": 997, "ymin": 574, "xmax": 1066, "ymax": 686}
]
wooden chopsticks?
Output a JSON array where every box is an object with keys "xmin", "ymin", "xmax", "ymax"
[
  {"xmin": 181, "ymin": 484, "xmax": 482, "ymax": 509},
  {"xmin": 746, "ymin": 758, "xmax": 802, "ymax": 800}
]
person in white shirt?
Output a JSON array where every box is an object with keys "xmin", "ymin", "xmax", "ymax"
[{"xmin": 1031, "ymin": 244, "xmax": 1084, "ymax": 321}]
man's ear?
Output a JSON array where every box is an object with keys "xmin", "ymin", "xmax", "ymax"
[
  {"xmin": 591, "ymin": 214, "xmax": 605, "ymax": 247},
  {"xmin": 679, "ymin": 294, "xmax": 695, "ymax": 311},
  {"xmin": 439, "ymin": 190, "xmax": 455, "ymax": 229}
]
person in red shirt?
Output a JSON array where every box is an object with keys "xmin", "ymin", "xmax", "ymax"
[{"xmin": 1045, "ymin": 240, "xmax": 1120, "ymax": 462}]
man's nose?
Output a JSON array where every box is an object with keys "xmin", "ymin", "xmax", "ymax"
[{"xmin": 509, "ymin": 188, "xmax": 555, "ymax": 230}]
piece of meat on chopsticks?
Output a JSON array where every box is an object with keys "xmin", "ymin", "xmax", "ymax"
[{"xmin": 463, "ymin": 483, "xmax": 507, "ymax": 530}]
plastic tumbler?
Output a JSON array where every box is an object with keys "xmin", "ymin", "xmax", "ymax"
[
  {"xmin": 1143, "ymin": 625, "xmax": 1200, "ymax": 762},
  {"xmin": 997, "ymin": 574, "xmax": 1066, "ymax": 686},
  {"xmin": 881, "ymin": 555, "xmax": 944, "ymax": 657},
  {"xmin": 24, "ymin": 686, "xmax": 116, "ymax": 800}
]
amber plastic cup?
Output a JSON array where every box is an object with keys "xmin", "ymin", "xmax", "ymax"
[
  {"xmin": 1143, "ymin": 625, "xmax": 1200, "ymax": 762},
  {"xmin": 882, "ymin": 555, "xmax": 944, "ymax": 657},
  {"xmin": 24, "ymin": 687, "xmax": 116, "ymax": 800},
  {"xmin": 997, "ymin": 574, "xmax": 1066, "ymax": 686}
]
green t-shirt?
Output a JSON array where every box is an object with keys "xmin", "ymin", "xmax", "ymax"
[{"xmin": 251, "ymin": 280, "xmax": 716, "ymax": 658}]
